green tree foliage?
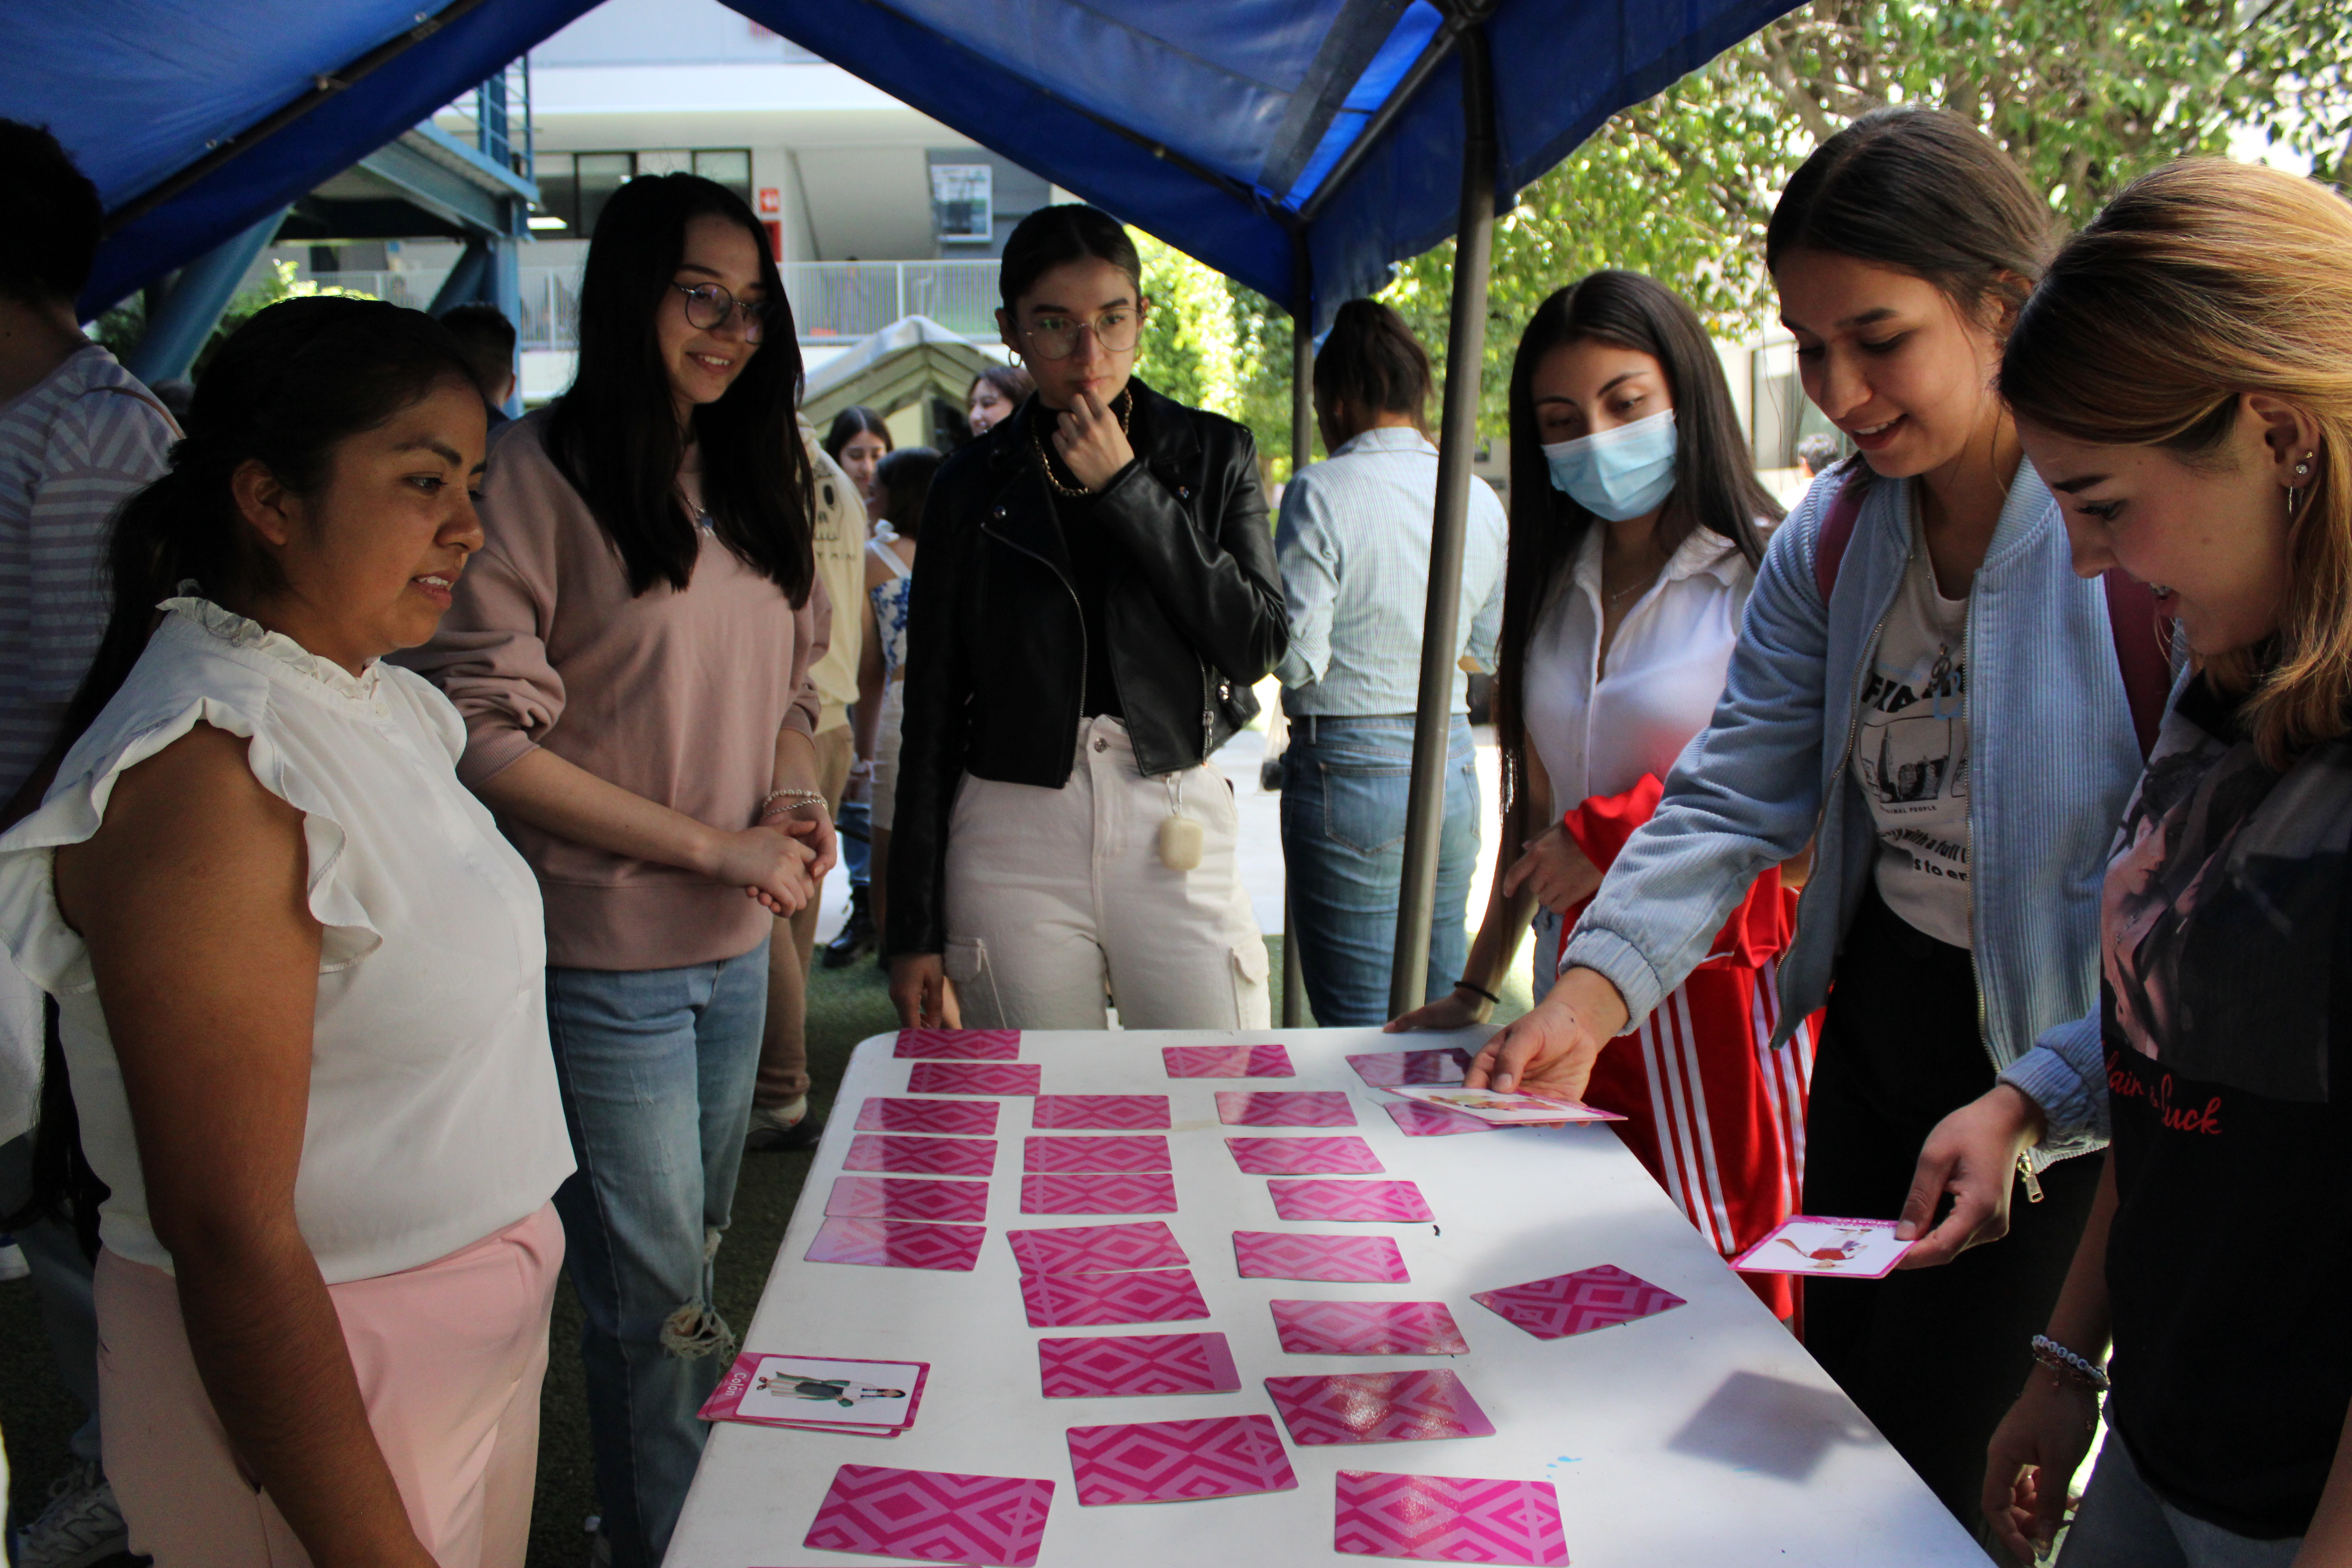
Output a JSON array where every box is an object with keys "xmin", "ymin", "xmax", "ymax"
[{"xmin": 96, "ymin": 261, "xmax": 379, "ymax": 381}]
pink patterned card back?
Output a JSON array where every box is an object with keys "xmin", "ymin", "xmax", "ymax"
[
  {"xmin": 1335, "ymin": 1470, "xmax": 1570, "ymax": 1564},
  {"xmin": 1037, "ymin": 1331, "xmax": 1241, "ymax": 1398},
  {"xmin": 803, "ymin": 1463, "xmax": 1054, "ymax": 1566},
  {"xmin": 1022, "ymin": 1134, "xmax": 1172, "ymax": 1173},
  {"xmin": 1271, "ymin": 1298, "xmax": 1468, "ymax": 1356},
  {"xmin": 1020, "ymin": 1172, "xmax": 1178, "ymax": 1215},
  {"xmin": 1471, "ymin": 1264, "xmax": 1687, "ymax": 1340},
  {"xmin": 841, "ymin": 1132, "xmax": 998, "ymax": 1177},
  {"xmin": 1226, "ymin": 1135, "xmax": 1385, "ymax": 1175},
  {"xmin": 893, "ymin": 1028, "xmax": 1022, "ymax": 1060},
  {"xmin": 855, "ymin": 1096, "xmax": 1001, "ymax": 1136},
  {"xmin": 1265, "ymin": 1369, "xmax": 1496, "ymax": 1445},
  {"xmin": 1161, "ymin": 1044, "xmax": 1297, "ymax": 1078},
  {"xmin": 1031, "ymin": 1094, "xmax": 1172, "ymax": 1130},
  {"xmin": 908, "ymin": 1062, "xmax": 1042, "ymax": 1096},
  {"xmin": 1346, "ymin": 1048, "xmax": 1474, "ymax": 1087},
  {"xmin": 1384, "ymin": 1099, "xmax": 1497, "ymax": 1137},
  {"xmin": 1233, "ymin": 1229, "xmax": 1411, "ymax": 1284},
  {"xmin": 1065, "ymin": 1413, "xmax": 1299, "ymax": 1506},
  {"xmin": 824, "ymin": 1175, "xmax": 990, "ymax": 1225},
  {"xmin": 1020, "ymin": 1265, "xmax": 1211, "ymax": 1328},
  {"xmin": 805, "ymin": 1216, "xmax": 985, "ymax": 1272},
  {"xmin": 1216, "ymin": 1089, "xmax": 1357, "ymax": 1127},
  {"xmin": 1270, "ymin": 1178, "xmax": 1434, "ymax": 1223},
  {"xmin": 1008, "ymin": 1220, "xmax": 1188, "ymax": 1276}
]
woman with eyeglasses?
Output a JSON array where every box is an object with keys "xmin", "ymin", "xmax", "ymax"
[
  {"xmin": 402, "ymin": 173, "xmax": 829, "ymax": 1568},
  {"xmin": 887, "ymin": 204, "xmax": 1287, "ymax": 1030}
]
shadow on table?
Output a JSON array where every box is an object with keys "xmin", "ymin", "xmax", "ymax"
[{"xmin": 1665, "ymin": 1369, "xmax": 1884, "ymax": 1483}]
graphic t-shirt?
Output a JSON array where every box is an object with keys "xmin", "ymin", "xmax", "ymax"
[
  {"xmin": 2101, "ymin": 674, "xmax": 2352, "ymax": 1539},
  {"xmin": 1852, "ymin": 524, "xmax": 1972, "ymax": 947}
]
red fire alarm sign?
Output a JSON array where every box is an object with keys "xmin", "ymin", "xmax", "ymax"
[{"xmin": 757, "ymin": 187, "xmax": 781, "ymax": 214}]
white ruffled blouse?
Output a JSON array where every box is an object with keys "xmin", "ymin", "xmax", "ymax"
[{"xmin": 0, "ymin": 597, "xmax": 573, "ymax": 1282}]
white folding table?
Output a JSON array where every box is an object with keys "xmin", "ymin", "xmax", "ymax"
[{"xmin": 667, "ymin": 1025, "xmax": 1985, "ymax": 1566}]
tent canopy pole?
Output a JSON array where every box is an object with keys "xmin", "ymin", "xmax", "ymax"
[{"xmin": 1281, "ymin": 232, "xmax": 1315, "ymax": 1028}]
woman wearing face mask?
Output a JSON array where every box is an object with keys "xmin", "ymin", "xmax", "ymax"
[
  {"xmin": 887, "ymin": 204, "xmax": 1285, "ymax": 1031},
  {"xmin": 1390, "ymin": 271, "xmax": 1811, "ymax": 1317},
  {"xmin": 1984, "ymin": 160, "xmax": 2352, "ymax": 1568},
  {"xmin": 826, "ymin": 406, "xmax": 891, "ymax": 517},
  {"xmin": 403, "ymin": 173, "xmax": 829, "ymax": 1568},
  {"xmin": 1466, "ymin": 109, "xmax": 2162, "ymax": 1522},
  {"xmin": 966, "ymin": 363, "xmax": 1033, "ymax": 439}
]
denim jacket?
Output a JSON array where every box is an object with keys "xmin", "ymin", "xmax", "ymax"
[{"xmin": 1559, "ymin": 464, "xmax": 2147, "ymax": 1161}]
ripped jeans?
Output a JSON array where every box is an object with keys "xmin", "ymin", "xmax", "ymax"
[{"xmin": 546, "ymin": 938, "xmax": 769, "ymax": 1568}]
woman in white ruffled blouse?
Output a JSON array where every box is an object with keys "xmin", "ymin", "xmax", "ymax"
[{"xmin": 0, "ymin": 298, "xmax": 573, "ymax": 1568}]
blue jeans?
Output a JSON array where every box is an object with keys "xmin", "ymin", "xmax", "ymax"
[
  {"xmin": 2060, "ymin": 1437, "xmax": 2302, "ymax": 1568},
  {"xmin": 1279, "ymin": 714, "xmax": 1479, "ymax": 1025},
  {"xmin": 546, "ymin": 939, "xmax": 770, "ymax": 1568},
  {"xmin": 837, "ymin": 796, "xmax": 872, "ymax": 888}
]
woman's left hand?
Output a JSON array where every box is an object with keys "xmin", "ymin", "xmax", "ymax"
[
  {"xmin": 1499, "ymin": 822, "xmax": 1602, "ymax": 915},
  {"xmin": 769, "ymin": 802, "xmax": 838, "ymax": 884},
  {"xmin": 1054, "ymin": 390, "xmax": 1136, "ymax": 491}
]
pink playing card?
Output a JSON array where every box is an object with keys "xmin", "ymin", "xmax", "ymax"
[
  {"xmin": 1384, "ymin": 1099, "xmax": 1497, "ymax": 1138},
  {"xmin": 1472, "ymin": 1265, "xmax": 1686, "ymax": 1340},
  {"xmin": 1161, "ymin": 1044, "xmax": 1296, "ymax": 1078},
  {"xmin": 1031, "ymin": 1094, "xmax": 1172, "ymax": 1130},
  {"xmin": 1217, "ymin": 1089, "xmax": 1357, "ymax": 1127},
  {"xmin": 1265, "ymin": 1369, "xmax": 1496, "ymax": 1445},
  {"xmin": 1271, "ymin": 1298, "xmax": 1468, "ymax": 1356},
  {"xmin": 1009, "ymin": 1220, "xmax": 1188, "ymax": 1276},
  {"xmin": 841, "ymin": 1133, "xmax": 998, "ymax": 1177},
  {"xmin": 1226, "ymin": 1135, "xmax": 1385, "ymax": 1175},
  {"xmin": 805, "ymin": 1216, "xmax": 985, "ymax": 1272},
  {"xmin": 1038, "ymin": 1332, "xmax": 1241, "ymax": 1398},
  {"xmin": 1270, "ymin": 1179, "xmax": 1434, "ymax": 1223},
  {"xmin": 909, "ymin": 1062, "xmax": 1042, "ymax": 1096},
  {"xmin": 1346, "ymin": 1048, "xmax": 1473, "ymax": 1087},
  {"xmin": 1020, "ymin": 1266, "xmax": 1210, "ymax": 1328},
  {"xmin": 1065, "ymin": 1414, "xmax": 1299, "ymax": 1506},
  {"xmin": 1022, "ymin": 1134, "xmax": 1172, "ymax": 1173},
  {"xmin": 1020, "ymin": 1172, "xmax": 1178, "ymax": 1215},
  {"xmin": 1233, "ymin": 1230, "xmax": 1411, "ymax": 1284},
  {"xmin": 803, "ymin": 1463, "xmax": 1054, "ymax": 1566},
  {"xmin": 824, "ymin": 1175, "xmax": 990, "ymax": 1225},
  {"xmin": 855, "ymin": 1096, "xmax": 1001, "ymax": 1136},
  {"xmin": 1335, "ymin": 1470, "xmax": 1570, "ymax": 1565},
  {"xmin": 893, "ymin": 1028, "xmax": 1022, "ymax": 1060}
]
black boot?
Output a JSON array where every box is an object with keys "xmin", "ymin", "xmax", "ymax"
[{"xmin": 823, "ymin": 885, "xmax": 877, "ymax": 968}]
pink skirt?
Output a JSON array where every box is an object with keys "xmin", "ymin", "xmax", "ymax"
[{"xmin": 94, "ymin": 1202, "xmax": 564, "ymax": 1568}]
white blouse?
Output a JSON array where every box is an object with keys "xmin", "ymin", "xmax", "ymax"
[
  {"xmin": 0, "ymin": 598, "xmax": 574, "ymax": 1282},
  {"xmin": 1520, "ymin": 525, "xmax": 1755, "ymax": 820}
]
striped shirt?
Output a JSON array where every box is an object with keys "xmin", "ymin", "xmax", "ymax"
[
  {"xmin": 1272, "ymin": 426, "xmax": 1508, "ymax": 716},
  {"xmin": 0, "ymin": 345, "xmax": 175, "ymax": 798}
]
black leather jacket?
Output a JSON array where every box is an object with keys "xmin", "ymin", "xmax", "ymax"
[{"xmin": 886, "ymin": 379, "xmax": 1287, "ymax": 955}]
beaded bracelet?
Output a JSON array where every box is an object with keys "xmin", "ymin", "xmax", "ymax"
[
  {"xmin": 760, "ymin": 789, "xmax": 829, "ymax": 820},
  {"xmin": 2030, "ymin": 1334, "xmax": 2110, "ymax": 1393},
  {"xmin": 1454, "ymin": 978, "xmax": 1502, "ymax": 1006}
]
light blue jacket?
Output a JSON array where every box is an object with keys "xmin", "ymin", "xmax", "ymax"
[{"xmin": 1559, "ymin": 464, "xmax": 2146, "ymax": 1161}]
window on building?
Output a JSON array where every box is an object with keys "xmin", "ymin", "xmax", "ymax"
[{"xmin": 528, "ymin": 149, "xmax": 756, "ymax": 237}]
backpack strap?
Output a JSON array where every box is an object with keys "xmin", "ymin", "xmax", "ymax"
[{"xmin": 1811, "ymin": 469, "xmax": 1865, "ymax": 606}]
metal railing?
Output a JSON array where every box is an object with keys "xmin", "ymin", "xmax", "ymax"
[{"xmin": 436, "ymin": 60, "xmax": 534, "ymax": 181}]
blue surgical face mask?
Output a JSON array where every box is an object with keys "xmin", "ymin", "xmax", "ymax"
[{"xmin": 1542, "ymin": 408, "xmax": 1678, "ymax": 522}]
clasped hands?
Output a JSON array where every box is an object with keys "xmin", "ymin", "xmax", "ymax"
[{"xmin": 1051, "ymin": 390, "xmax": 1135, "ymax": 492}]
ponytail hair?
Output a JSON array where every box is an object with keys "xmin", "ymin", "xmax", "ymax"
[{"xmin": 60, "ymin": 294, "xmax": 480, "ymax": 757}]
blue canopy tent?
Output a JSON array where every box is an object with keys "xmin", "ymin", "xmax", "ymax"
[{"xmin": 4, "ymin": 0, "xmax": 1796, "ymax": 1015}]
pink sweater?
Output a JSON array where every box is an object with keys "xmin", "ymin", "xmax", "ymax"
[{"xmin": 403, "ymin": 410, "xmax": 828, "ymax": 971}]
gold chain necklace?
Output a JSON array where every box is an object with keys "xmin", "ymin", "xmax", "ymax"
[{"xmin": 1031, "ymin": 389, "xmax": 1133, "ymax": 497}]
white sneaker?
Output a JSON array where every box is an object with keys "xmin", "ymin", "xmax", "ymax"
[
  {"xmin": 17, "ymin": 1461, "xmax": 130, "ymax": 1568},
  {"xmin": 0, "ymin": 1237, "xmax": 29, "ymax": 1283}
]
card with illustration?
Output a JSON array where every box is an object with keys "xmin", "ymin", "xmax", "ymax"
[
  {"xmin": 1226, "ymin": 1135, "xmax": 1385, "ymax": 1175},
  {"xmin": 1731, "ymin": 1216, "xmax": 1915, "ymax": 1278},
  {"xmin": 1030, "ymin": 1094, "xmax": 1173, "ymax": 1131},
  {"xmin": 1265, "ymin": 1368, "xmax": 1496, "ymax": 1446},
  {"xmin": 841, "ymin": 1132, "xmax": 998, "ymax": 1178},
  {"xmin": 1007, "ymin": 1220, "xmax": 1189, "ymax": 1276},
  {"xmin": 1020, "ymin": 1172, "xmax": 1178, "ymax": 1215},
  {"xmin": 854, "ymin": 1096, "xmax": 1001, "ymax": 1136},
  {"xmin": 1065, "ymin": 1413, "xmax": 1300, "ymax": 1506},
  {"xmin": 1271, "ymin": 1298, "xmax": 1468, "ymax": 1356},
  {"xmin": 804, "ymin": 1463, "xmax": 1054, "ymax": 1566},
  {"xmin": 1345, "ymin": 1048, "xmax": 1473, "ymax": 1088},
  {"xmin": 1216, "ymin": 1089, "xmax": 1357, "ymax": 1127},
  {"xmin": 908, "ymin": 1062, "xmax": 1042, "ymax": 1096},
  {"xmin": 1038, "ymin": 1331, "xmax": 1242, "ymax": 1398},
  {"xmin": 1385, "ymin": 1084, "xmax": 1626, "ymax": 1125},
  {"xmin": 823, "ymin": 1175, "xmax": 990, "ymax": 1225},
  {"xmin": 1233, "ymin": 1229, "xmax": 1412, "ymax": 1284},
  {"xmin": 1384, "ymin": 1099, "xmax": 1497, "ymax": 1138},
  {"xmin": 1161, "ymin": 1044, "xmax": 1297, "ymax": 1078},
  {"xmin": 806, "ymin": 1216, "xmax": 985, "ymax": 1272},
  {"xmin": 1334, "ymin": 1470, "xmax": 1570, "ymax": 1565},
  {"xmin": 893, "ymin": 1028, "xmax": 1022, "ymax": 1060},
  {"xmin": 1019, "ymin": 1265, "xmax": 1211, "ymax": 1328},
  {"xmin": 1022, "ymin": 1134, "xmax": 1172, "ymax": 1174},
  {"xmin": 1472, "ymin": 1264, "xmax": 1686, "ymax": 1340},
  {"xmin": 1270, "ymin": 1178, "xmax": 1434, "ymax": 1223},
  {"xmin": 698, "ymin": 1351, "xmax": 928, "ymax": 1432}
]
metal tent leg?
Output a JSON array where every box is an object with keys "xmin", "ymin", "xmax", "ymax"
[{"xmin": 1281, "ymin": 235, "xmax": 1315, "ymax": 1029}]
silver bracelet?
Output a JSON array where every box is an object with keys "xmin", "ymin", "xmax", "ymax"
[
  {"xmin": 2030, "ymin": 1334, "xmax": 2110, "ymax": 1393},
  {"xmin": 759, "ymin": 789, "xmax": 828, "ymax": 820}
]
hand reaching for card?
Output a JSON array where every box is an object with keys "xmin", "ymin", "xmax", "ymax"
[{"xmin": 1053, "ymin": 390, "xmax": 1135, "ymax": 491}]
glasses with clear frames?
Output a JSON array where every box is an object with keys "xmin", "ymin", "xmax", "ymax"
[
  {"xmin": 670, "ymin": 281, "xmax": 777, "ymax": 343},
  {"xmin": 1020, "ymin": 307, "xmax": 1142, "ymax": 361}
]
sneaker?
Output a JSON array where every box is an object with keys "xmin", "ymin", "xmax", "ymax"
[
  {"xmin": 0, "ymin": 1236, "xmax": 29, "ymax": 1283},
  {"xmin": 744, "ymin": 1102, "xmax": 824, "ymax": 1153},
  {"xmin": 822, "ymin": 887, "xmax": 877, "ymax": 968},
  {"xmin": 17, "ymin": 1461, "xmax": 129, "ymax": 1568}
]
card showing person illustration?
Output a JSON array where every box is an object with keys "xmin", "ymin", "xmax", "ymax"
[
  {"xmin": 698, "ymin": 1352, "xmax": 929, "ymax": 1431},
  {"xmin": 1730, "ymin": 1217, "xmax": 1916, "ymax": 1279},
  {"xmin": 1382, "ymin": 1083, "xmax": 1626, "ymax": 1125}
]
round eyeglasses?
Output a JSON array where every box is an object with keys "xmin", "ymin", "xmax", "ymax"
[
  {"xmin": 1020, "ymin": 306, "xmax": 1143, "ymax": 361},
  {"xmin": 671, "ymin": 281, "xmax": 777, "ymax": 343}
]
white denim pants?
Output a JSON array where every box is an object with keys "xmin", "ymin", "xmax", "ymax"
[{"xmin": 943, "ymin": 715, "xmax": 1270, "ymax": 1029}]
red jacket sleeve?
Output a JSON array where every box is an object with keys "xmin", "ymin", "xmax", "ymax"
[{"xmin": 1557, "ymin": 773, "xmax": 1796, "ymax": 973}]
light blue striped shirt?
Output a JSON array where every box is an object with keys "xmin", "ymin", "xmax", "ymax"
[{"xmin": 1272, "ymin": 426, "xmax": 1508, "ymax": 716}]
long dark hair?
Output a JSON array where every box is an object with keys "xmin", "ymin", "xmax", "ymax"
[
  {"xmin": 544, "ymin": 173, "xmax": 813, "ymax": 603},
  {"xmin": 998, "ymin": 204, "xmax": 1142, "ymax": 308},
  {"xmin": 824, "ymin": 405, "xmax": 891, "ymax": 466},
  {"xmin": 9, "ymin": 294, "xmax": 481, "ymax": 1246},
  {"xmin": 1495, "ymin": 271, "xmax": 1778, "ymax": 811},
  {"xmin": 1313, "ymin": 298, "xmax": 1431, "ymax": 428},
  {"xmin": 875, "ymin": 446, "xmax": 942, "ymax": 541}
]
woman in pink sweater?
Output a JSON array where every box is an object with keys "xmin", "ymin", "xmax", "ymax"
[{"xmin": 404, "ymin": 173, "xmax": 829, "ymax": 1568}]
